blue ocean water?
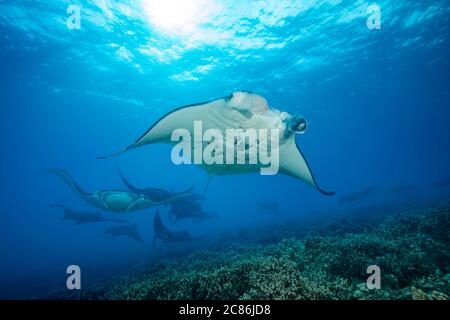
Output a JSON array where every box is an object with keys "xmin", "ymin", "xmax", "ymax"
[{"xmin": 0, "ymin": 0, "xmax": 449, "ymax": 299}]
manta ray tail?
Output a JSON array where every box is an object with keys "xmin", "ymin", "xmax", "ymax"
[
  {"xmin": 97, "ymin": 144, "xmax": 137, "ymax": 160},
  {"xmin": 97, "ymin": 150, "xmax": 125, "ymax": 160},
  {"xmin": 44, "ymin": 168, "xmax": 90, "ymax": 197}
]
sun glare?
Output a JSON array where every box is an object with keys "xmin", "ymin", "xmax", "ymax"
[{"xmin": 142, "ymin": 0, "xmax": 206, "ymax": 35}]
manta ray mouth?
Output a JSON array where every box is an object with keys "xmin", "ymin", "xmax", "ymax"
[
  {"xmin": 296, "ymin": 119, "xmax": 307, "ymax": 133},
  {"xmin": 286, "ymin": 116, "xmax": 307, "ymax": 134}
]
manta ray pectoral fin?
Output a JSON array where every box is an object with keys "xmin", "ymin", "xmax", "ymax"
[
  {"xmin": 279, "ymin": 139, "xmax": 335, "ymax": 196},
  {"xmin": 44, "ymin": 168, "xmax": 90, "ymax": 197},
  {"xmin": 98, "ymin": 99, "xmax": 220, "ymax": 159}
]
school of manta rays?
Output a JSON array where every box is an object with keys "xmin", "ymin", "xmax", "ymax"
[{"xmin": 45, "ymin": 91, "xmax": 336, "ymax": 245}]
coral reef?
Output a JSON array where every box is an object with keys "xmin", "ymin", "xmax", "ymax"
[
  {"xmin": 411, "ymin": 287, "xmax": 448, "ymax": 300},
  {"xmin": 46, "ymin": 203, "xmax": 450, "ymax": 300}
]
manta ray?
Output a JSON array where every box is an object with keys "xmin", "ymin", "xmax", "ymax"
[
  {"xmin": 44, "ymin": 168, "xmax": 198, "ymax": 213},
  {"xmin": 115, "ymin": 163, "xmax": 202, "ymax": 202},
  {"xmin": 339, "ymin": 187, "xmax": 375, "ymax": 205},
  {"xmin": 168, "ymin": 198, "xmax": 216, "ymax": 222},
  {"xmin": 152, "ymin": 210, "xmax": 200, "ymax": 246},
  {"xmin": 103, "ymin": 224, "xmax": 145, "ymax": 243},
  {"xmin": 50, "ymin": 204, "xmax": 128, "ymax": 224},
  {"xmin": 255, "ymin": 201, "xmax": 280, "ymax": 215},
  {"xmin": 99, "ymin": 91, "xmax": 334, "ymax": 196}
]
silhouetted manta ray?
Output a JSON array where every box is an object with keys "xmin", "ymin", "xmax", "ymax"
[
  {"xmin": 115, "ymin": 163, "xmax": 201, "ymax": 202},
  {"xmin": 168, "ymin": 199, "xmax": 216, "ymax": 222},
  {"xmin": 99, "ymin": 91, "xmax": 334, "ymax": 196},
  {"xmin": 103, "ymin": 224, "xmax": 145, "ymax": 243},
  {"xmin": 152, "ymin": 210, "xmax": 200, "ymax": 246},
  {"xmin": 50, "ymin": 204, "xmax": 128, "ymax": 224},
  {"xmin": 44, "ymin": 168, "xmax": 199, "ymax": 213},
  {"xmin": 255, "ymin": 201, "xmax": 280, "ymax": 215},
  {"xmin": 339, "ymin": 187, "xmax": 375, "ymax": 205}
]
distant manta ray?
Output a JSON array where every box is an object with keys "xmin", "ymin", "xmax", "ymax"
[
  {"xmin": 115, "ymin": 163, "xmax": 202, "ymax": 202},
  {"xmin": 339, "ymin": 187, "xmax": 375, "ymax": 205},
  {"xmin": 50, "ymin": 204, "xmax": 128, "ymax": 224},
  {"xmin": 255, "ymin": 201, "xmax": 280, "ymax": 215},
  {"xmin": 44, "ymin": 168, "xmax": 199, "ymax": 213},
  {"xmin": 103, "ymin": 223, "xmax": 145, "ymax": 243},
  {"xmin": 99, "ymin": 91, "xmax": 334, "ymax": 196},
  {"xmin": 152, "ymin": 210, "xmax": 202, "ymax": 246},
  {"xmin": 168, "ymin": 198, "xmax": 216, "ymax": 222}
]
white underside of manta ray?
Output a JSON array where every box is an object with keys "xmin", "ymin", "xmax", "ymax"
[{"xmin": 99, "ymin": 91, "xmax": 334, "ymax": 196}]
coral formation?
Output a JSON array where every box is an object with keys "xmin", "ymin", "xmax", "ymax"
[{"xmin": 46, "ymin": 203, "xmax": 450, "ymax": 300}]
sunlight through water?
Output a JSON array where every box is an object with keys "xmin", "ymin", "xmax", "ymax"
[{"xmin": 142, "ymin": 0, "xmax": 218, "ymax": 36}]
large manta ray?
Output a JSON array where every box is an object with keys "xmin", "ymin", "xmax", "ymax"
[{"xmin": 100, "ymin": 91, "xmax": 334, "ymax": 196}]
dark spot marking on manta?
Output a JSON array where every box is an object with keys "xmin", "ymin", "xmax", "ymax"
[{"xmin": 237, "ymin": 108, "xmax": 253, "ymax": 119}]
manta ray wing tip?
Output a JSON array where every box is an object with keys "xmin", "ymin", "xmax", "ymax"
[
  {"xmin": 319, "ymin": 188, "xmax": 335, "ymax": 196},
  {"xmin": 97, "ymin": 150, "xmax": 123, "ymax": 160},
  {"xmin": 97, "ymin": 145, "xmax": 135, "ymax": 160}
]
